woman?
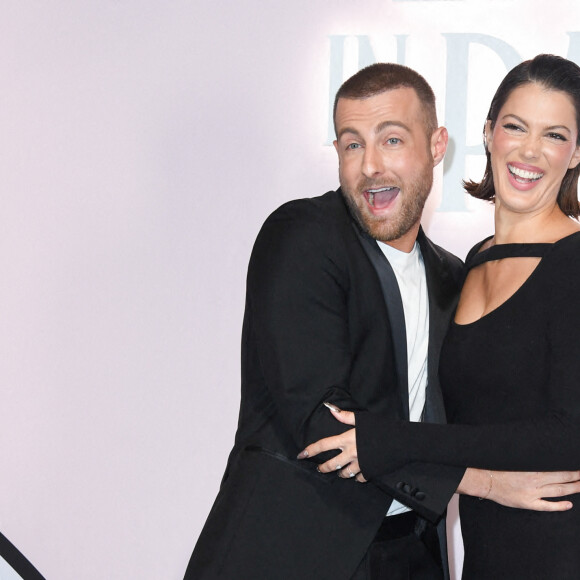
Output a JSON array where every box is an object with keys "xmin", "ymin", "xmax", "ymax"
[{"xmin": 300, "ymin": 54, "xmax": 580, "ymax": 578}]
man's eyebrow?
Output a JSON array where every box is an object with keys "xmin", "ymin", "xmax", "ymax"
[
  {"xmin": 337, "ymin": 127, "xmax": 361, "ymax": 140},
  {"xmin": 375, "ymin": 120, "xmax": 411, "ymax": 134},
  {"xmin": 337, "ymin": 120, "xmax": 411, "ymax": 141}
]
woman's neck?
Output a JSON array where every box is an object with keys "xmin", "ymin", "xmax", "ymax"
[{"xmin": 493, "ymin": 203, "xmax": 578, "ymax": 245}]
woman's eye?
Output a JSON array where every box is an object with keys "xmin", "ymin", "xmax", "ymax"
[
  {"xmin": 547, "ymin": 132, "xmax": 567, "ymax": 141},
  {"xmin": 503, "ymin": 123, "xmax": 523, "ymax": 132}
]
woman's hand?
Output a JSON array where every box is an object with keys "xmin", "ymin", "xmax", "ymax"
[
  {"xmin": 458, "ymin": 468, "xmax": 580, "ymax": 511},
  {"xmin": 297, "ymin": 403, "xmax": 367, "ymax": 482}
]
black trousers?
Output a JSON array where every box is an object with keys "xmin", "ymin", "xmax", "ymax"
[{"xmin": 350, "ymin": 511, "xmax": 444, "ymax": 580}]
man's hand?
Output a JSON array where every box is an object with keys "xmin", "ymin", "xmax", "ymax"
[{"xmin": 458, "ymin": 468, "xmax": 580, "ymax": 511}]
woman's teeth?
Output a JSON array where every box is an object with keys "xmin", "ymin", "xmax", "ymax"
[{"xmin": 508, "ymin": 164, "xmax": 543, "ymax": 183}]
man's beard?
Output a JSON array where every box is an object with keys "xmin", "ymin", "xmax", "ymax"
[{"xmin": 341, "ymin": 169, "xmax": 433, "ymax": 243}]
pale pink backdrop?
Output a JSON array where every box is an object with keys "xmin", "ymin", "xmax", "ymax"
[{"xmin": 0, "ymin": 1, "xmax": 577, "ymax": 578}]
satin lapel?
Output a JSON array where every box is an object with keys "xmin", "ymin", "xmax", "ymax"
[
  {"xmin": 353, "ymin": 225, "xmax": 409, "ymax": 420},
  {"xmin": 418, "ymin": 230, "xmax": 458, "ymax": 424}
]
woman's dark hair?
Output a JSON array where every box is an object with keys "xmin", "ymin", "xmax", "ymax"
[{"xmin": 465, "ymin": 54, "xmax": 580, "ymax": 217}]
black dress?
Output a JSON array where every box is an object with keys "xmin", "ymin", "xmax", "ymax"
[{"xmin": 357, "ymin": 231, "xmax": 580, "ymax": 579}]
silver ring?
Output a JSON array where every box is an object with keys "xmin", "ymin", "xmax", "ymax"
[
  {"xmin": 335, "ymin": 464, "xmax": 342, "ymax": 471},
  {"xmin": 348, "ymin": 469, "xmax": 355, "ymax": 478}
]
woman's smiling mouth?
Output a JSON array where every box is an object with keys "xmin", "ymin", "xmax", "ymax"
[{"xmin": 507, "ymin": 163, "xmax": 544, "ymax": 184}]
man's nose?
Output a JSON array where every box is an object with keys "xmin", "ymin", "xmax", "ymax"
[{"xmin": 362, "ymin": 145, "xmax": 384, "ymax": 178}]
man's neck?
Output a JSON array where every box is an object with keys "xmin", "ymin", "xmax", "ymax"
[{"xmin": 379, "ymin": 221, "xmax": 421, "ymax": 253}]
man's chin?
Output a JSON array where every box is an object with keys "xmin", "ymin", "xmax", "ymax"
[
  {"xmin": 357, "ymin": 214, "xmax": 395, "ymax": 242},
  {"xmin": 362, "ymin": 211, "xmax": 422, "ymax": 243},
  {"xmin": 342, "ymin": 189, "xmax": 405, "ymax": 240}
]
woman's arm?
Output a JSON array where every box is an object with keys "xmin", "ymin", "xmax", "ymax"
[
  {"xmin": 354, "ymin": 254, "xmax": 580, "ymax": 478},
  {"xmin": 299, "ymin": 407, "xmax": 580, "ymax": 511},
  {"xmin": 301, "ymin": 251, "xmax": 580, "ymax": 479}
]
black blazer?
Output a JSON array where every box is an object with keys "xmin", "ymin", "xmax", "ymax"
[{"xmin": 185, "ymin": 190, "xmax": 465, "ymax": 580}]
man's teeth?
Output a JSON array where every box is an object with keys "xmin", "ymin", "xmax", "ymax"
[
  {"xmin": 367, "ymin": 187, "xmax": 394, "ymax": 206},
  {"xmin": 508, "ymin": 164, "xmax": 543, "ymax": 182}
]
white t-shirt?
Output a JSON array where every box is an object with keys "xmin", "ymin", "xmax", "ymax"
[{"xmin": 378, "ymin": 240, "xmax": 429, "ymax": 516}]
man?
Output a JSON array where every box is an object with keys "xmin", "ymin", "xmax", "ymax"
[{"xmin": 185, "ymin": 63, "xmax": 579, "ymax": 579}]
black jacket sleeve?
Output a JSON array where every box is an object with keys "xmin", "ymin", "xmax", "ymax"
[{"xmin": 247, "ymin": 203, "xmax": 365, "ymax": 449}]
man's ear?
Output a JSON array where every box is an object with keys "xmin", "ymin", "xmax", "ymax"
[
  {"xmin": 333, "ymin": 140, "xmax": 338, "ymax": 153},
  {"xmin": 431, "ymin": 126, "xmax": 448, "ymax": 167}
]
